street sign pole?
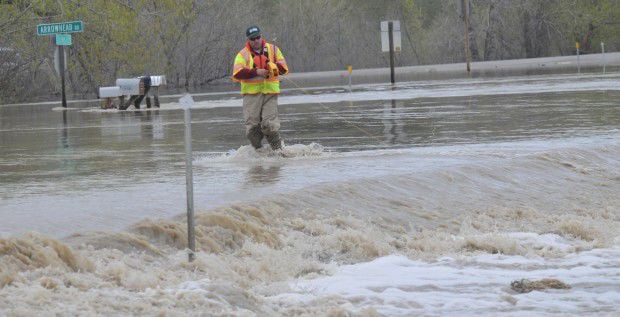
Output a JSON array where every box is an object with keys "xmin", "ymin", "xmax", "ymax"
[
  {"xmin": 37, "ymin": 21, "xmax": 83, "ymax": 108},
  {"xmin": 180, "ymin": 94, "xmax": 196, "ymax": 262},
  {"xmin": 381, "ymin": 21, "xmax": 401, "ymax": 85},
  {"xmin": 58, "ymin": 43, "xmax": 67, "ymax": 108}
]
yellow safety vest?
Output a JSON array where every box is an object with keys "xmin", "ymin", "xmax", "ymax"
[{"xmin": 232, "ymin": 42, "xmax": 289, "ymax": 94}]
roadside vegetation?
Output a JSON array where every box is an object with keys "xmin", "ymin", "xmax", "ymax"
[{"xmin": 1, "ymin": 0, "xmax": 619, "ymax": 102}]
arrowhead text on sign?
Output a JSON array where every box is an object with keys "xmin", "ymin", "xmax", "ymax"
[{"xmin": 37, "ymin": 21, "xmax": 83, "ymax": 36}]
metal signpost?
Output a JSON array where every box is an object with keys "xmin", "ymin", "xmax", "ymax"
[
  {"xmin": 381, "ymin": 21, "xmax": 401, "ymax": 85},
  {"xmin": 36, "ymin": 21, "xmax": 83, "ymax": 108},
  {"xmin": 180, "ymin": 94, "xmax": 196, "ymax": 262}
]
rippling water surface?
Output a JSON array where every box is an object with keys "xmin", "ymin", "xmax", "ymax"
[{"xmin": 0, "ymin": 73, "xmax": 618, "ymax": 316}]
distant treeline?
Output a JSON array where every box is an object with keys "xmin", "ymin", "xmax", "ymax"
[{"xmin": 1, "ymin": 0, "xmax": 619, "ymax": 102}]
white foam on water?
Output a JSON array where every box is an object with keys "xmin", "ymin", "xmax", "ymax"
[
  {"xmin": 196, "ymin": 142, "xmax": 327, "ymax": 163},
  {"xmin": 271, "ymin": 233, "xmax": 620, "ymax": 316},
  {"xmin": 51, "ymin": 106, "xmax": 81, "ymax": 111}
]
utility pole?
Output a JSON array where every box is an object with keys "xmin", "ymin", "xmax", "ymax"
[
  {"xmin": 462, "ymin": 0, "xmax": 471, "ymax": 74},
  {"xmin": 388, "ymin": 21, "xmax": 395, "ymax": 84}
]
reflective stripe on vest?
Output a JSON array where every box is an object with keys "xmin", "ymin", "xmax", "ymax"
[{"xmin": 232, "ymin": 48, "xmax": 251, "ymax": 78}]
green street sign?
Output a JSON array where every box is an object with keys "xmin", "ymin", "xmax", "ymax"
[
  {"xmin": 37, "ymin": 21, "xmax": 83, "ymax": 36},
  {"xmin": 55, "ymin": 34, "xmax": 72, "ymax": 46}
]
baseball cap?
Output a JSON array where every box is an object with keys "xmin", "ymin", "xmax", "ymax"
[{"xmin": 246, "ymin": 26, "xmax": 261, "ymax": 38}]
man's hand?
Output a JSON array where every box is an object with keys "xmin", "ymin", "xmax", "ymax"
[{"xmin": 256, "ymin": 69, "xmax": 268, "ymax": 77}]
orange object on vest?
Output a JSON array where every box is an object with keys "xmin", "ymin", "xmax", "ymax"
[
  {"xmin": 253, "ymin": 54, "xmax": 268, "ymax": 69},
  {"xmin": 267, "ymin": 62, "xmax": 279, "ymax": 78}
]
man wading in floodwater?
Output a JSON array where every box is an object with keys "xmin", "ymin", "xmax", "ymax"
[{"xmin": 232, "ymin": 25, "xmax": 289, "ymax": 150}]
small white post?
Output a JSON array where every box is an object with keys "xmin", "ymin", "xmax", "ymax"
[
  {"xmin": 601, "ymin": 42, "xmax": 606, "ymax": 74},
  {"xmin": 347, "ymin": 65, "xmax": 352, "ymax": 93},
  {"xmin": 180, "ymin": 94, "xmax": 196, "ymax": 262},
  {"xmin": 576, "ymin": 41, "xmax": 581, "ymax": 74}
]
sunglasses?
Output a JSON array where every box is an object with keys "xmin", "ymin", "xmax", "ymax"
[{"xmin": 249, "ymin": 35, "xmax": 261, "ymax": 41}]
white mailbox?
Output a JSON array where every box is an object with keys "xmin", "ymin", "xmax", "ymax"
[
  {"xmin": 98, "ymin": 86, "xmax": 121, "ymax": 98},
  {"xmin": 102, "ymin": 75, "xmax": 165, "ymax": 110},
  {"xmin": 150, "ymin": 75, "xmax": 166, "ymax": 87},
  {"xmin": 116, "ymin": 78, "xmax": 142, "ymax": 95}
]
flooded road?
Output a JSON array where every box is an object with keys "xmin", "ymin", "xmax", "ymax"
[
  {"xmin": 0, "ymin": 73, "xmax": 619, "ymax": 316},
  {"xmin": 1, "ymin": 73, "xmax": 618, "ymax": 237}
]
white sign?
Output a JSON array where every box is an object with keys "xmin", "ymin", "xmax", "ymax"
[
  {"xmin": 53, "ymin": 46, "xmax": 67, "ymax": 74},
  {"xmin": 381, "ymin": 20, "xmax": 402, "ymax": 52},
  {"xmin": 180, "ymin": 94, "xmax": 194, "ymax": 109}
]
